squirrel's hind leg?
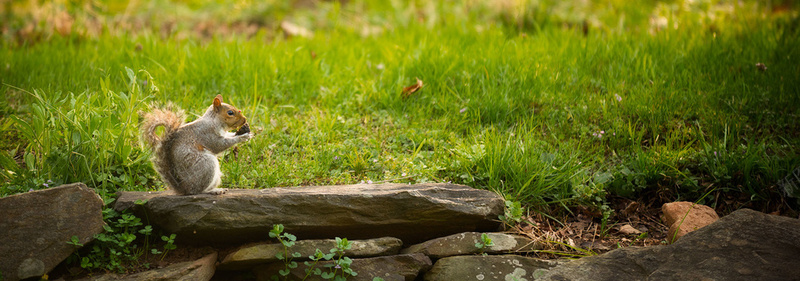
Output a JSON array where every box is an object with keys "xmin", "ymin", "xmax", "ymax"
[
  {"xmin": 202, "ymin": 158, "xmax": 227, "ymax": 195},
  {"xmin": 206, "ymin": 187, "xmax": 227, "ymax": 195}
]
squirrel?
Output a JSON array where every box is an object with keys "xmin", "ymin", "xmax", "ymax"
[{"xmin": 140, "ymin": 94, "xmax": 252, "ymax": 195}]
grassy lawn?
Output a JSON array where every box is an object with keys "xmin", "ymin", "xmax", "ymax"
[{"xmin": 1, "ymin": 0, "xmax": 799, "ymax": 216}]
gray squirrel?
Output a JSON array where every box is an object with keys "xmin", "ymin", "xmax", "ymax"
[{"xmin": 140, "ymin": 95, "xmax": 252, "ymax": 195}]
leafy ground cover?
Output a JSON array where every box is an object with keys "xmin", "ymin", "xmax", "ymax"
[{"xmin": 2, "ymin": 0, "xmax": 799, "ymax": 223}]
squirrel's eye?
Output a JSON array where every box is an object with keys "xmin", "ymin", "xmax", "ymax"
[{"xmin": 227, "ymin": 110, "xmax": 234, "ymax": 116}]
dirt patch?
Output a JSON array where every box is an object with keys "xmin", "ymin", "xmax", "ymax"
[{"xmin": 510, "ymin": 197, "xmax": 670, "ymax": 259}]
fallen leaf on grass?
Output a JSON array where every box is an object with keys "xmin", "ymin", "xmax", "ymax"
[{"xmin": 402, "ymin": 78, "xmax": 423, "ymax": 99}]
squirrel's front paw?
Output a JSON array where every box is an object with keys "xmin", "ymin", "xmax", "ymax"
[{"xmin": 238, "ymin": 133, "xmax": 253, "ymax": 141}]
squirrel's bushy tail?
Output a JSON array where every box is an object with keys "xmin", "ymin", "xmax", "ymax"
[
  {"xmin": 140, "ymin": 104, "xmax": 185, "ymax": 149},
  {"xmin": 140, "ymin": 104, "xmax": 185, "ymax": 191}
]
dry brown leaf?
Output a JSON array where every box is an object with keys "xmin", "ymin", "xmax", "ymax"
[
  {"xmin": 402, "ymin": 78, "xmax": 423, "ymax": 98},
  {"xmin": 618, "ymin": 224, "xmax": 642, "ymax": 235}
]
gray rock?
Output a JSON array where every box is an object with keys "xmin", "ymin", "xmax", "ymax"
[
  {"xmin": 114, "ymin": 183, "xmax": 503, "ymax": 244},
  {"xmin": 424, "ymin": 255, "xmax": 562, "ymax": 281},
  {"xmin": 253, "ymin": 253, "xmax": 432, "ymax": 281},
  {"xmin": 0, "ymin": 183, "xmax": 104, "ymax": 281},
  {"xmin": 538, "ymin": 208, "xmax": 800, "ymax": 281},
  {"xmin": 81, "ymin": 252, "xmax": 217, "ymax": 281},
  {"xmin": 402, "ymin": 232, "xmax": 541, "ymax": 259},
  {"xmin": 219, "ymin": 237, "xmax": 403, "ymax": 270}
]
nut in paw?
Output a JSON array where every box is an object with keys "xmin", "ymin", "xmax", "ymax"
[{"xmin": 235, "ymin": 122, "xmax": 250, "ymax": 136}]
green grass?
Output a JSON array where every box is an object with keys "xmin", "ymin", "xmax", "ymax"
[{"xmin": 1, "ymin": 0, "xmax": 799, "ymax": 214}]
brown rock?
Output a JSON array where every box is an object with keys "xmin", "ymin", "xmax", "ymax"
[
  {"xmin": 662, "ymin": 202, "xmax": 719, "ymax": 226},
  {"xmin": 0, "ymin": 183, "xmax": 104, "ymax": 281},
  {"xmin": 115, "ymin": 183, "xmax": 503, "ymax": 245},
  {"xmin": 662, "ymin": 202, "xmax": 719, "ymax": 242}
]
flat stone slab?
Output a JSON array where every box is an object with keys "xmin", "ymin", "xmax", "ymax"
[
  {"xmin": 219, "ymin": 237, "xmax": 403, "ymax": 270},
  {"xmin": 254, "ymin": 253, "xmax": 432, "ymax": 281},
  {"xmin": 538, "ymin": 208, "xmax": 800, "ymax": 281},
  {"xmin": 424, "ymin": 255, "xmax": 562, "ymax": 281},
  {"xmin": 0, "ymin": 183, "xmax": 104, "ymax": 281},
  {"xmin": 402, "ymin": 232, "xmax": 542, "ymax": 259},
  {"xmin": 115, "ymin": 183, "xmax": 503, "ymax": 244}
]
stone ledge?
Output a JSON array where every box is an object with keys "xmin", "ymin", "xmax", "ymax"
[{"xmin": 115, "ymin": 183, "xmax": 504, "ymax": 245}]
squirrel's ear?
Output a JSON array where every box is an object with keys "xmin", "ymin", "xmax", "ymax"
[{"xmin": 213, "ymin": 95, "xmax": 223, "ymax": 108}]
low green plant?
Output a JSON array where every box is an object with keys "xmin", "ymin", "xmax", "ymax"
[
  {"xmin": 160, "ymin": 234, "xmax": 177, "ymax": 260},
  {"xmin": 65, "ymin": 203, "xmax": 177, "ymax": 273},
  {"xmin": 302, "ymin": 249, "xmax": 330, "ymax": 280},
  {"xmin": 84, "ymin": 209, "xmax": 142, "ymax": 272},
  {"xmin": 499, "ymin": 200, "xmax": 525, "ymax": 228},
  {"xmin": 269, "ymin": 224, "xmax": 357, "ymax": 281},
  {"xmin": 269, "ymin": 224, "xmax": 301, "ymax": 280},
  {"xmin": 474, "ymin": 233, "xmax": 495, "ymax": 256},
  {"xmin": 67, "ymin": 235, "xmax": 83, "ymax": 248},
  {"xmin": 1, "ymin": 67, "xmax": 157, "ymax": 199},
  {"xmin": 598, "ymin": 205, "xmax": 614, "ymax": 238},
  {"xmin": 321, "ymin": 237, "xmax": 357, "ymax": 280},
  {"xmin": 66, "ymin": 235, "xmax": 86, "ymax": 268}
]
